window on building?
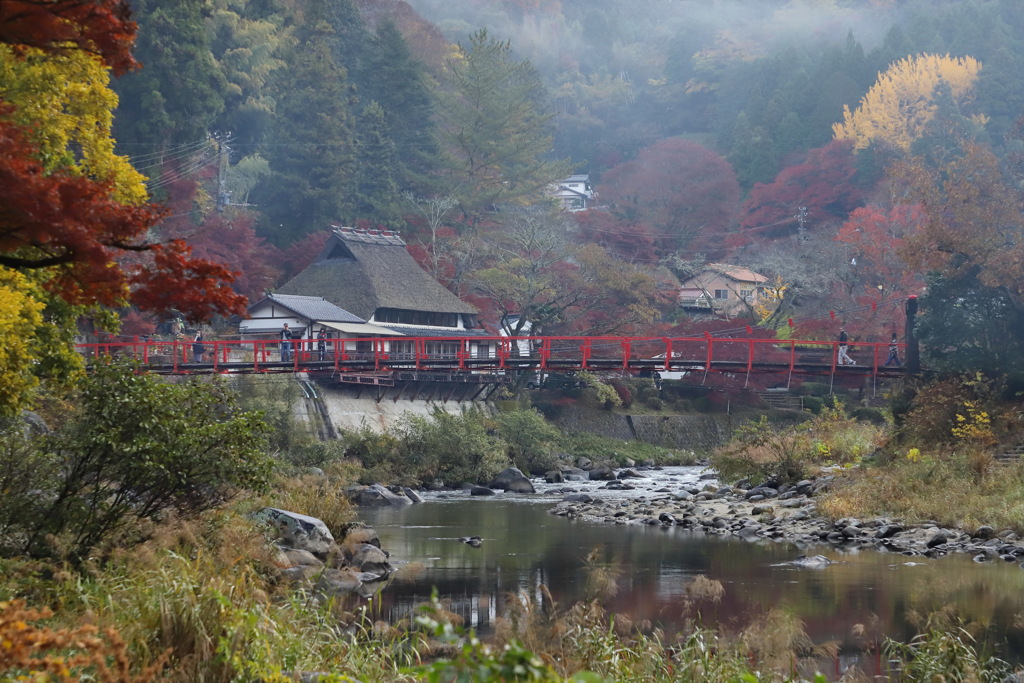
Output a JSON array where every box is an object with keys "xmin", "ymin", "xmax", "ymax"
[
  {"xmin": 714, "ymin": 290, "xmax": 729, "ymax": 300},
  {"xmin": 740, "ymin": 289, "xmax": 753, "ymax": 300}
]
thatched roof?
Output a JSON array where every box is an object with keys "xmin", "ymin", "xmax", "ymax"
[{"xmin": 276, "ymin": 227, "xmax": 477, "ymax": 320}]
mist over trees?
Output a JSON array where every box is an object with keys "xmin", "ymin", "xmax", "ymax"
[{"xmin": 77, "ymin": 0, "xmax": 1024, "ymax": 372}]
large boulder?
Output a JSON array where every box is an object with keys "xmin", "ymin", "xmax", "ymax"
[
  {"xmin": 588, "ymin": 465, "xmax": 616, "ymax": 481},
  {"xmin": 489, "ymin": 467, "xmax": 535, "ymax": 493},
  {"xmin": 347, "ymin": 483, "xmax": 413, "ymax": 507},
  {"xmin": 253, "ymin": 508, "xmax": 335, "ymax": 557},
  {"xmin": 345, "ymin": 543, "xmax": 392, "ymax": 576}
]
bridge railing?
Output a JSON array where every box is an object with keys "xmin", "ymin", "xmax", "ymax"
[{"xmin": 74, "ymin": 335, "xmax": 906, "ymax": 378}]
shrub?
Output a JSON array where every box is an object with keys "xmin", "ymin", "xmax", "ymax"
[
  {"xmin": 849, "ymin": 406, "xmax": 887, "ymax": 425},
  {"xmin": 0, "ymin": 359, "xmax": 273, "ymax": 562},
  {"xmin": 712, "ymin": 416, "xmax": 813, "ymax": 485},
  {"xmin": 644, "ymin": 397, "xmax": 664, "ymax": 411},
  {"xmin": 799, "ymin": 382, "xmax": 831, "ymax": 397},
  {"xmin": 493, "ymin": 408, "xmax": 561, "ymax": 474},
  {"xmin": 577, "ymin": 372, "xmax": 622, "ymax": 410},
  {"xmin": 802, "ymin": 396, "xmax": 823, "ymax": 414},
  {"xmin": 610, "ymin": 380, "xmax": 633, "ymax": 408}
]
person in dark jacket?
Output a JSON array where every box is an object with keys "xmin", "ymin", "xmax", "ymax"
[
  {"xmin": 317, "ymin": 328, "xmax": 329, "ymax": 360},
  {"xmin": 192, "ymin": 330, "xmax": 205, "ymax": 363},
  {"xmin": 280, "ymin": 323, "xmax": 292, "ymax": 362},
  {"xmin": 837, "ymin": 327, "xmax": 855, "ymax": 365}
]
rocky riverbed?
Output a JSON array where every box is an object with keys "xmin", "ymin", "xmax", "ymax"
[{"xmin": 547, "ymin": 469, "xmax": 1024, "ymax": 565}]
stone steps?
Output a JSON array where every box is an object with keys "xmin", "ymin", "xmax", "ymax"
[
  {"xmin": 994, "ymin": 444, "xmax": 1024, "ymax": 465},
  {"xmin": 757, "ymin": 391, "xmax": 805, "ymax": 411}
]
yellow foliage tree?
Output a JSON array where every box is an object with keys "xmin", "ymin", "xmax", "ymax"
[
  {"xmin": 833, "ymin": 53, "xmax": 987, "ymax": 153},
  {"xmin": 0, "ymin": 267, "xmax": 46, "ymax": 416},
  {"xmin": 0, "ymin": 46, "xmax": 147, "ymax": 204}
]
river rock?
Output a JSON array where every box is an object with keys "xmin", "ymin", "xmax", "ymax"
[
  {"xmin": 346, "ymin": 543, "xmax": 392, "ymax": 576},
  {"xmin": 281, "ymin": 548, "xmax": 324, "ymax": 568},
  {"xmin": 617, "ymin": 468, "xmax": 643, "ymax": 479},
  {"xmin": 471, "ymin": 485, "xmax": 496, "ymax": 496},
  {"xmin": 253, "ymin": 507, "xmax": 335, "ymax": 557},
  {"xmin": 926, "ymin": 530, "xmax": 950, "ymax": 548},
  {"xmin": 402, "ymin": 487, "xmax": 424, "ymax": 503},
  {"xmin": 489, "ymin": 467, "xmax": 536, "ymax": 493},
  {"xmin": 545, "ymin": 470, "xmax": 564, "ymax": 483},
  {"xmin": 348, "ymin": 484, "xmax": 413, "ymax": 507},
  {"xmin": 589, "ymin": 465, "xmax": 616, "ymax": 481}
]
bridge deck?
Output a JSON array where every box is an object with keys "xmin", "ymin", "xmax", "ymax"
[{"xmin": 75, "ymin": 335, "xmax": 907, "ymax": 384}]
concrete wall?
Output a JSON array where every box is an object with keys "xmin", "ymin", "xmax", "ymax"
[{"xmin": 302, "ymin": 384, "xmax": 486, "ymax": 433}]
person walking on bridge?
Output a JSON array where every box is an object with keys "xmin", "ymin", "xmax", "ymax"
[
  {"xmin": 837, "ymin": 327, "xmax": 855, "ymax": 366},
  {"xmin": 884, "ymin": 332, "xmax": 901, "ymax": 366}
]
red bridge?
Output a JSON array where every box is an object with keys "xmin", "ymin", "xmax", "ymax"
[{"xmin": 76, "ymin": 335, "xmax": 907, "ymax": 390}]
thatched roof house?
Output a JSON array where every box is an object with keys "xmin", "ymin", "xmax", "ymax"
[{"xmin": 277, "ymin": 227, "xmax": 484, "ymax": 337}]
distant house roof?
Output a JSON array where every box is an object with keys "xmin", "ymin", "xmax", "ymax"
[
  {"xmin": 276, "ymin": 227, "xmax": 478, "ymax": 320},
  {"xmin": 250, "ymin": 293, "xmax": 365, "ymax": 323},
  {"xmin": 681, "ymin": 263, "xmax": 768, "ymax": 287}
]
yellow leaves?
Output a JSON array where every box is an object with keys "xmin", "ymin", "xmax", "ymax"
[
  {"xmin": 0, "ymin": 267, "xmax": 45, "ymax": 416},
  {"xmin": 833, "ymin": 53, "xmax": 982, "ymax": 152},
  {"xmin": 951, "ymin": 400, "xmax": 996, "ymax": 446},
  {"xmin": 0, "ymin": 46, "xmax": 147, "ymax": 205}
]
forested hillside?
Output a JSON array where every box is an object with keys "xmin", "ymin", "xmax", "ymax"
[{"xmin": 4, "ymin": 0, "xmax": 1024, "ymax": 402}]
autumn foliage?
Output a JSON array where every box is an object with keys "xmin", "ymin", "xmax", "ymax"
[
  {"xmin": 0, "ymin": 599, "xmax": 169, "ymax": 681},
  {"xmin": 0, "ymin": 0, "xmax": 138, "ymax": 75},
  {"xmin": 0, "ymin": 1, "xmax": 248, "ymax": 321},
  {"xmin": 833, "ymin": 53, "xmax": 985, "ymax": 153},
  {"xmin": 0, "ymin": 114, "xmax": 246, "ymax": 319}
]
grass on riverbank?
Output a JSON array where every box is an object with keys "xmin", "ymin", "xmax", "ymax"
[{"xmin": 819, "ymin": 452, "xmax": 1024, "ymax": 533}]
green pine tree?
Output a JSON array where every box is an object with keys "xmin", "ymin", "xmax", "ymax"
[
  {"xmin": 112, "ymin": 0, "xmax": 226, "ymax": 151},
  {"xmin": 253, "ymin": 10, "xmax": 357, "ymax": 244},
  {"xmin": 436, "ymin": 29, "xmax": 574, "ymax": 229}
]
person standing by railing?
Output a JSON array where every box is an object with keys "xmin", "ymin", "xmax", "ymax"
[
  {"xmin": 192, "ymin": 329, "xmax": 205, "ymax": 363},
  {"xmin": 317, "ymin": 328, "xmax": 329, "ymax": 361},
  {"xmin": 280, "ymin": 323, "xmax": 292, "ymax": 362}
]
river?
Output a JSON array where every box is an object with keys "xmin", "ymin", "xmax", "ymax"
[{"xmin": 360, "ymin": 466, "xmax": 1024, "ymax": 675}]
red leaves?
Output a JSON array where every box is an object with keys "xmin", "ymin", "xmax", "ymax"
[
  {"xmin": 0, "ymin": 0, "xmax": 138, "ymax": 74},
  {"xmin": 741, "ymin": 140, "xmax": 863, "ymax": 236},
  {"xmin": 0, "ymin": 117, "xmax": 245, "ymax": 321},
  {"xmin": 129, "ymin": 241, "xmax": 247, "ymax": 322}
]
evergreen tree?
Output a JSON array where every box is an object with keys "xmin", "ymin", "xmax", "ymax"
[
  {"xmin": 729, "ymin": 111, "xmax": 777, "ymax": 189},
  {"xmin": 354, "ymin": 101, "xmax": 401, "ymax": 228},
  {"xmin": 435, "ymin": 29, "xmax": 574, "ymax": 228},
  {"xmin": 252, "ymin": 11, "xmax": 357, "ymax": 244},
  {"xmin": 206, "ymin": 0, "xmax": 292, "ymax": 149},
  {"xmin": 112, "ymin": 0, "xmax": 226, "ymax": 152},
  {"xmin": 362, "ymin": 20, "xmax": 439, "ymax": 194}
]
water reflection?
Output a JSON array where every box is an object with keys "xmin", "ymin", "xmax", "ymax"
[{"xmin": 360, "ymin": 467, "xmax": 1024, "ymax": 667}]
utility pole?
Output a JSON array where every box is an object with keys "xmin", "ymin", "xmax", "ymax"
[
  {"xmin": 214, "ymin": 132, "xmax": 232, "ymax": 211},
  {"xmin": 795, "ymin": 206, "xmax": 808, "ymax": 240}
]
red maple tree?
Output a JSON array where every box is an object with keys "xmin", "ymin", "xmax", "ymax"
[
  {"xmin": 740, "ymin": 140, "xmax": 864, "ymax": 238},
  {"xmin": 0, "ymin": 2, "xmax": 248, "ymax": 321},
  {"xmin": 0, "ymin": 0, "xmax": 138, "ymax": 74}
]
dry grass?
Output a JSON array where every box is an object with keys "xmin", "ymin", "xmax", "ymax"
[{"xmin": 819, "ymin": 454, "xmax": 1024, "ymax": 532}]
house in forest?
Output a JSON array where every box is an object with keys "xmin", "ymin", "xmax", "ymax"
[
  {"xmin": 275, "ymin": 226, "xmax": 494, "ymax": 358},
  {"xmin": 678, "ymin": 264, "xmax": 769, "ymax": 318},
  {"xmin": 240, "ymin": 293, "xmax": 399, "ymax": 351},
  {"xmin": 551, "ymin": 174, "xmax": 594, "ymax": 211}
]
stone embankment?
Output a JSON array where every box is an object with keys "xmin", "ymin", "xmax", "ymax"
[{"xmin": 549, "ymin": 472, "xmax": 1024, "ymax": 565}]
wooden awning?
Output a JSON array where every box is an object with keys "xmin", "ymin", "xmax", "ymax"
[{"xmin": 318, "ymin": 321, "xmax": 404, "ymax": 336}]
